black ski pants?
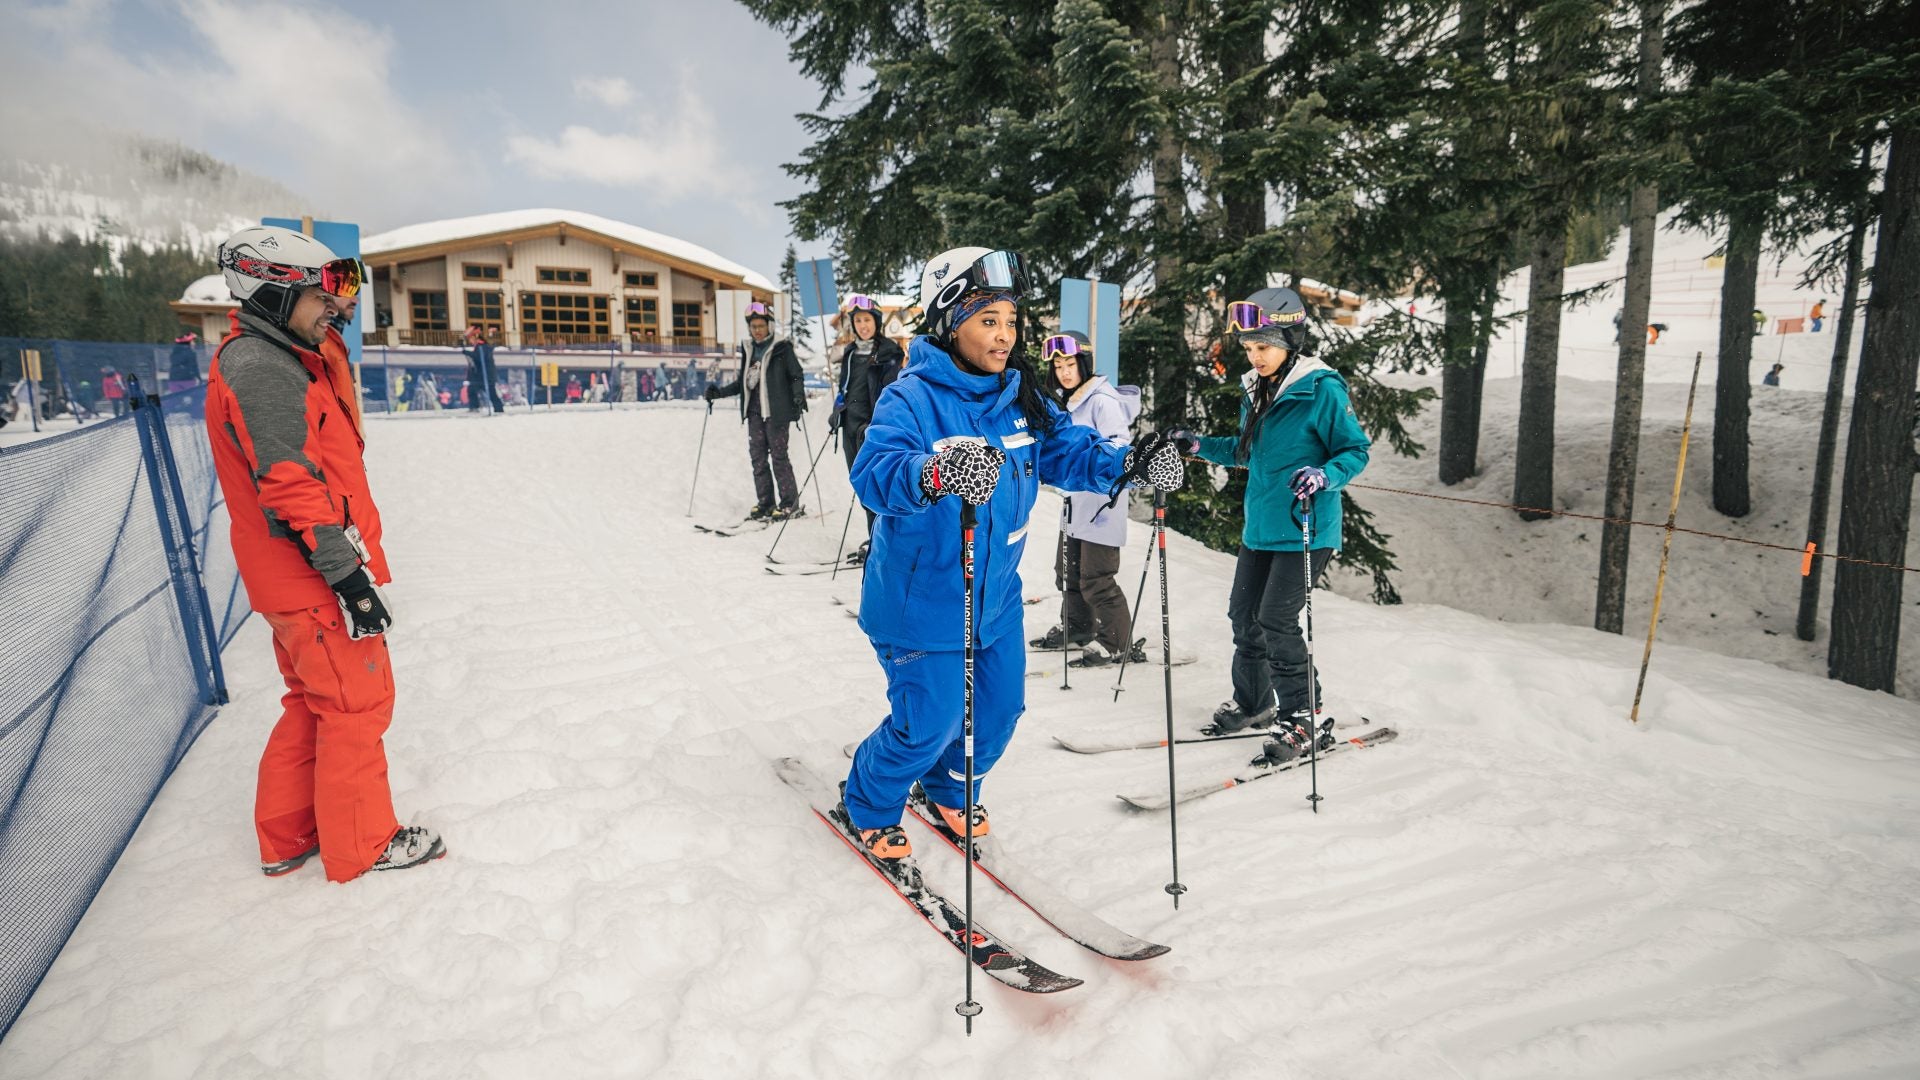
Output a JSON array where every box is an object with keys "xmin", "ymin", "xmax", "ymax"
[
  {"xmin": 1055, "ymin": 536, "xmax": 1129, "ymax": 653},
  {"xmin": 746, "ymin": 411, "xmax": 800, "ymax": 511},
  {"xmin": 1228, "ymin": 546, "xmax": 1334, "ymax": 715},
  {"xmin": 842, "ymin": 421, "xmax": 875, "ymax": 536}
]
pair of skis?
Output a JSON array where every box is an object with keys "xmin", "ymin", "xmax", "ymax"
[
  {"xmin": 774, "ymin": 758, "xmax": 1167, "ymax": 996},
  {"xmin": 1052, "ymin": 718, "xmax": 1400, "ymax": 810}
]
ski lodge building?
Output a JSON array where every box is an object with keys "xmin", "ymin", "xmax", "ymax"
[{"xmin": 175, "ymin": 209, "xmax": 778, "ymax": 357}]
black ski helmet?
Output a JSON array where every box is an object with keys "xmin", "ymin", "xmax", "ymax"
[{"xmin": 1228, "ymin": 287, "xmax": 1313, "ymax": 355}]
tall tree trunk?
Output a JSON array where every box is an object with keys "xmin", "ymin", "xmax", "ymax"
[
  {"xmin": 1438, "ymin": 0, "xmax": 1493, "ymax": 486},
  {"xmin": 1514, "ymin": 223, "xmax": 1567, "ymax": 520},
  {"xmin": 1148, "ymin": 3, "xmax": 1186, "ymax": 425},
  {"xmin": 1711, "ymin": 211, "xmax": 1762, "ymax": 517},
  {"xmin": 1439, "ymin": 290, "xmax": 1483, "ymax": 483},
  {"xmin": 1218, "ymin": 7, "xmax": 1266, "ymax": 306},
  {"xmin": 1796, "ymin": 150, "xmax": 1872, "ymax": 642},
  {"xmin": 1829, "ymin": 121, "xmax": 1920, "ymax": 693},
  {"xmin": 1595, "ymin": 0, "xmax": 1664, "ymax": 634}
]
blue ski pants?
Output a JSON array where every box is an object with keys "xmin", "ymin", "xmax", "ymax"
[{"xmin": 843, "ymin": 635, "xmax": 1025, "ymax": 830}]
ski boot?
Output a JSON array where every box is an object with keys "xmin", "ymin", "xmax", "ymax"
[
  {"xmin": 857, "ymin": 824, "xmax": 912, "ymax": 860},
  {"xmin": 1071, "ymin": 638, "xmax": 1149, "ymax": 668},
  {"xmin": 933, "ymin": 802, "xmax": 990, "ymax": 838},
  {"xmin": 1205, "ymin": 689, "xmax": 1280, "ymax": 735},
  {"xmin": 1029, "ymin": 624, "xmax": 1093, "ymax": 650},
  {"xmin": 1256, "ymin": 710, "xmax": 1336, "ymax": 766},
  {"xmin": 260, "ymin": 842, "xmax": 319, "ymax": 878},
  {"xmin": 746, "ymin": 504, "xmax": 774, "ymax": 522},
  {"xmin": 846, "ymin": 541, "xmax": 870, "ymax": 566},
  {"xmin": 768, "ymin": 503, "xmax": 805, "ymax": 522},
  {"xmin": 365, "ymin": 825, "xmax": 446, "ymax": 873}
]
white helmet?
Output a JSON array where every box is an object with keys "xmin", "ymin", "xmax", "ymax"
[
  {"xmin": 218, "ymin": 225, "xmax": 344, "ymax": 326},
  {"xmin": 917, "ymin": 246, "xmax": 1028, "ymax": 341}
]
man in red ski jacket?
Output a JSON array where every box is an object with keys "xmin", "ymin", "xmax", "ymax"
[{"xmin": 206, "ymin": 225, "xmax": 444, "ymax": 883}]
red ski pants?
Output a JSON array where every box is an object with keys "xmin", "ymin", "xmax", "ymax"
[{"xmin": 256, "ymin": 606, "xmax": 400, "ymax": 882}]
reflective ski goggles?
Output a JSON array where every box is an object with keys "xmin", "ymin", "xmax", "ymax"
[
  {"xmin": 1227, "ymin": 300, "xmax": 1306, "ymax": 334},
  {"xmin": 320, "ymin": 258, "xmax": 363, "ymax": 299},
  {"xmin": 745, "ymin": 301, "xmax": 774, "ymax": 321},
  {"xmin": 844, "ymin": 293, "xmax": 878, "ymax": 312},
  {"xmin": 1041, "ymin": 334, "xmax": 1082, "ymax": 363}
]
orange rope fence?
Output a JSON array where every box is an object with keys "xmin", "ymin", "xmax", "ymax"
[{"xmin": 1345, "ymin": 482, "xmax": 1920, "ymax": 576}]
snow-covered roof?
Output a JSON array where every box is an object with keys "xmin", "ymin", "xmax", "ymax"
[
  {"xmin": 179, "ymin": 273, "xmax": 236, "ymax": 306},
  {"xmin": 361, "ymin": 209, "xmax": 776, "ymax": 292}
]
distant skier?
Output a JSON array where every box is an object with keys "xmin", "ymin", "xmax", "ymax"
[
  {"xmin": 167, "ymin": 331, "xmax": 201, "ymax": 394},
  {"xmin": 1028, "ymin": 330, "xmax": 1144, "ymax": 666},
  {"xmin": 204, "ymin": 225, "xmax": 444, "ymax": 881},
  {"xmin": 842, "ymin": 247, "xmax": 1186, "ymax": 859},
  {"xmin": 1763, "ymin": 363, "xmax": 1784, "ymax": 387},
  {"xmin": 704, "ymin": 302, "xmax": 808, "ymax": 521},
  {"xmin": 1810, "ymin": 299, "xmax": 1826, "ymax": 332},
  {"xmin": 830, "ymin": 293, "xmax": 904, "ymax": 562},
  {"xmin": 1752, "ymin": 308, "xmax": 1766, "ymax": 337},
  {"xmin": 1168, "ymin": 288, "xmax": 1371, "ymax": 762}
]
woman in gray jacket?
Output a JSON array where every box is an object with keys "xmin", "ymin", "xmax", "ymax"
[{"xmin": 1029, "ymin": 331, "xmax": 1144, "ymax": 666}]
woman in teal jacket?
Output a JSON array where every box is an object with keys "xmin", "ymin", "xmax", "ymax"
[
  {"xmin": 1175, "ymin": 288, "xmax": 1370, "ymax": 748},
  {"xmin": 844, "ymin": 247, "xmax": 1186, "ymax": 860}
]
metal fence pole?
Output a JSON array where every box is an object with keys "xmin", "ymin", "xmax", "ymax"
[{"xmin": 129, "ymin": 376, "xmax": 227, "ymax": 705}]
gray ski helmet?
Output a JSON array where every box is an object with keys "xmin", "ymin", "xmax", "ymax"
[{"xmin": 1228, "ymin": 287, "xmax": 1313, "ymax": 354}]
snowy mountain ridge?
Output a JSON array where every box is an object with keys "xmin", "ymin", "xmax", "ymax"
[{"xmin": 0, "ymin": 134, "xmax": 309, "ymax": 255}]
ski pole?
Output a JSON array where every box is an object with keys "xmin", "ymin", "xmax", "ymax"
[
  {"xmin": 686, "ymin": 400, "xmax": 712, "ymax": 517},
  {"xmin": 831, "ymin": 499, "xmax": 857, "ymax": 581},
  {"xmin": 955, "ymin": 499, "xmax": 984, "ymax": 1034},
  {"xmin": 798, "ymin": 415, "xmax": 828, "ymax": 527},
  {"xmin": 1300, "ymin": 497, "xmax": 1321, "ymax": 814},
  {"xmin": 766, "ymin": 426, "xmax": 836, "ymax": 560},
  {"xmin": 1111, "ymin": 521, "xmax": 1157, "ymax": 701},
  {"xmin": 1154, "ymin": 489, "xmax": 1187, "ymax": 909},
  {"xmin": 1058, "ymin": 499, "xmax": 1072, "ymax": 691}
]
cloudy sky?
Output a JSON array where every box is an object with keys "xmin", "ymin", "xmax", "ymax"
[{"xmin": 3, "ymin": 0, "xmax": 843, "ymax": 284}]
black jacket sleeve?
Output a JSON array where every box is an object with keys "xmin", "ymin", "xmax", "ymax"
[
  {"xmin": 774, "ymin": 341, "xmax": 806, "ymax": 414},
  {"xmin": 709, "ymin": 347, "xmax": 744, "ymax": 398}
]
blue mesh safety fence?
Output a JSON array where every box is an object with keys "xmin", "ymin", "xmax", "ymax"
[
  {"xmin": 358, "ymin": 346, "xmax": 735, "ymax": 411},
  {"xmin": 0, "ymin": 378, "xmax": 236, "ymax": 1041},
  {"xmin": 2, "ymin": 338, "xmax": 214, "ymax": 428}
]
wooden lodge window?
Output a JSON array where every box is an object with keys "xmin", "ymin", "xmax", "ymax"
[
  {"xmin": 521, "ymin": 292, "xmax": 610, "ymax": 337},
  {"xmin": 463, "ymin": 263, "xmax": 502, "ymax": 282},
  {"xmin": 537, "ymin": 266, "xmax": 590, "ymax": 286},
  {"xmin": 628, "ymin": 297, "xmax": 660, "ymax": 339},
  {"xmin": 623, "ymin": 271, "xmax": 658, "ymax": 289},
  {"xmin": 465, "ymin": 290, "xmax": 504, "ymax": 333},
  {"xmin": 410, "ymin": 290, "xmax": 449, "ymax": 330},
  {"xmin": 671, "ymin": 301, "xmax": 703, "ymax": 340}
]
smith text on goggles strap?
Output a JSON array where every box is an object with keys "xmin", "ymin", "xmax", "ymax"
[{"xmin": 1228, "ymin": 300, "xmax": 1307, "ymax": 333}]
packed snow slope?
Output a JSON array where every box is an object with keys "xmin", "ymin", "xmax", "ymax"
[
  {"xmin": 1340, "ymin": 214, "xmax": 1917, "ymax": 696},
  {"xmin": 7, "ymin": 406, "xmax": 1919, "ymax": 1080}
]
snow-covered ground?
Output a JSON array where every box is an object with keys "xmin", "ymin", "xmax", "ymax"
[{"xmin": 7, "ymin": 406, "xmax": 1919, "ymax": 1079}]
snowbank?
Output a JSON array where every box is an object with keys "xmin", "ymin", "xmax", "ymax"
[{"xmin": 7, "ymin": 408, "xmax": 1917, "ymax": 1078}]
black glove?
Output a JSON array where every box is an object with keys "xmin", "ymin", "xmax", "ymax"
[
  {"xmin": 1124, "ymin": 431, "xmax": 1187, "ymax": 491},
  {"xmin": 332, "ymin": 567, "xmax": 393, "ymax": 640},
  {"xmin": 919, "ymin": 441, "xmax": 1007, "ymax": 506},
  {"xmin": 702, "ymin": 384, "xmax": 720, "ymax": 401},
  {"xmin": 1165, "ymin": 428, "xmax": 1201, "ymax": 455}
]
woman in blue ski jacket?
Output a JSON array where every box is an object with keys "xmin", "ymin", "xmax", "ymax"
[
  {"xmin": 843, "ymin": 247, "xmax": 1187, "ymax": 860},
  {"xmin": 1173, "ymin": 288, "xmax": 1371, "ymax": 755}
]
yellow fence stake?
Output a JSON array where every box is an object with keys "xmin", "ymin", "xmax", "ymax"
[{"xmin": 1631, "ymin": 350, "xmax": 1705, "ymax": 723}]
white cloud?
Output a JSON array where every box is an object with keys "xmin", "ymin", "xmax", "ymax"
[
  {"xmin": 176, "ymin": 0, "xmax": 457, "ymax": 193},
  {"xmin": 574, "ymin": 76, "xmax": 636, "ymax": 108},
  {"xmin": 0, "ymin": 0, "xmax": 467, "ymax": 228},
  {"xmin": 504, "ymin": 85, "xmax": 763, "ymax": 216}
]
